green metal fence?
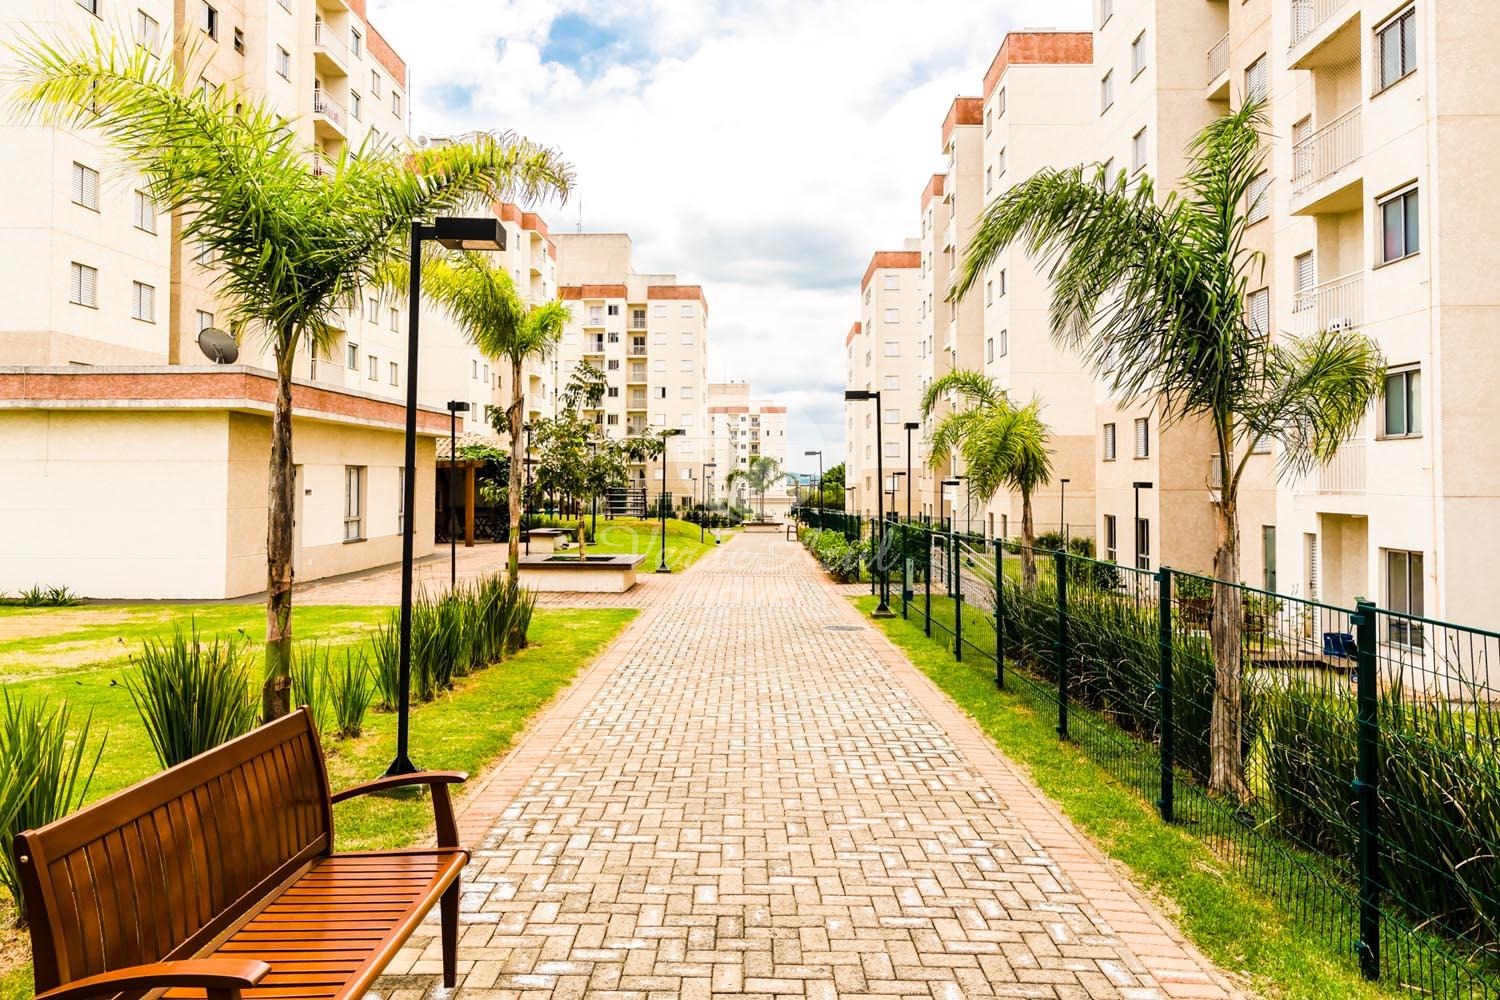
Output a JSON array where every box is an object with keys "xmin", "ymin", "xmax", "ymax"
[{"xmin": 867, "ymin": 519, "xmax": 1500, "ymax": 999}]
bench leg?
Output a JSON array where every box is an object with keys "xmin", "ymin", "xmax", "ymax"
[{"xmin": 441, "ymin": 879, "xmax": 460, "ymax": 989}]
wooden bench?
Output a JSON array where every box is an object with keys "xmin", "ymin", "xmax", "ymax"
[{"xmin": 14, "ymin": 709, "xmax": 468, "ymax": 1000}]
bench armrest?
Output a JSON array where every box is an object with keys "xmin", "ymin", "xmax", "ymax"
[
  {"xmin": 35, "ymin": 959, "xmax": 270, "ymax": 1000},
  {"xmin": 332, "ymin": 771, "xmax": 468, "ymax": 847}
]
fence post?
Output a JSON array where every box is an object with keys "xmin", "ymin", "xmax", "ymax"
[
  {"xmin": 869, "ymin": 516, "xmax": 877, "ymax": 596},
  {"xmin": 994, "ymin": 539, "xmax": 1005, "ymax": 689},
  {"xmin": 924, "ymin": 524, "xmax": 932, "ymax": 637},
  {"xmin": 1156, "ymin": 567, "xmax": 1174, "ymax": 823},
  {"xmin": 1353, "ymin": 600, "xmax": 1381, "ymax": 980},
  {"xmin": 1054, "ymin": 548, "xmax": 1069, "ymax": 740},
  {"xmin": 953, "ymin": 540, "xmax": 964, "ymax": 662}
]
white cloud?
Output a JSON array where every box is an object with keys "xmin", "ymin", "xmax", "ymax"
[{"xmin": 371, "ymin": 0, "xmax": 1090, "ymax": 469}]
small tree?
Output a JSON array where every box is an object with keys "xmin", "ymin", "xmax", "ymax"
[
  {"xmin": 950, "ymin": 101, "xmax": 1383, "ymax": 797},
  {"xmin": 725, "ymin": 455, "xmax": 796, "ymax": 519},
  {"xmin": 921, "ymin": 371, "xmax": 1052, "ymax": 586}
]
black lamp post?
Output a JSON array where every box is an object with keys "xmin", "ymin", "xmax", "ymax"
[
  {"xmin": 1133, "ymin": 480, "xmax": 1154, "ymax": 571},
  {"xmin": 903, "ymin": 422, "xmax": 919, "ymax": 523},
  {"xmin": 1059, "ymin": 477, "xmax": 1070, "ymax": 544},
  {"xmin": 445, "ymin": 400, "xmax": 469, "ymax": 587},
  {"xmin": 700, "ymin": 461, "xmax": 717, "ymax": 543},
  {"xmin": 940, "ymin": 478, "xmax": 960, "ymax": 531},
  {"xmin": 888, "ymin": 471, "xmax": 905, "ymax": 517},
  {"xmin": 804, "ymin": 449, "xmax": 823, "ymax": 511},
  {"xmin": 845, "ymin": 389, "xmax": 891, "ymax": 617},
  {"xmin": 522, "ymin": 422, "xmax": 534, "ymax": 555},
  {"xmin": 656, "ymin": 428, "xmax": 684, "ymax": 573},
  {"xmin": 388, "ymin": 215, "xmax": 505, "ymax": 778},
  {"xmin": 586, "ymin": 436, "xmax": 600, "ymax": 542}
]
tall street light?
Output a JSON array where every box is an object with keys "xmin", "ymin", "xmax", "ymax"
[
  {"xmin": 1059, "ymin": 477, "xmax": 1070, "ymax": 546},
  {"xmin": 522, "ymin": 422, "xmax": 534, "ymax": 555},
  {"xmin": 388, "ymin": 215, "xmax": 505, "ymax": 778},
  {"xmin": 804, "ymin": 449, "xmax": 823, "ymax": 511},
  {"xmin": 1133, "ymin": 481, "xmax": 1154, "ymax": 571},
  {"xmin": 940, "ymin": 478, "xmax": 960, "ymax": 532},
  {"xmin": 445, "ymin": 400, "xmax": 469, "ymax": 587},
  {"xmin": 845, "ymin": 389, "xmax": 891, "ymax": 617},
  {"xmin": 700, "ymin": 460, "xmax": 717, "ymax": 543},
  {"xmin": 656, "ymin": 428, "xmax": 684, "ymax": 573},
  {"xmin": 903, "ymin": 422, "xmax": 919, "ymax": 523}
]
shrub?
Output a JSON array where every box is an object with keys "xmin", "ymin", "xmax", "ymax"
[
  {"xmin": 802, "ymin": 528, "xmax": 865, "ymax": 584},
  {"xmin": 1, "ymin": 584, "xmax": 82, "ymax": 607},
  {"xmin": 409, "ymin": 573, "xmax": 538, "ymax": 702},
  {"xmin": 329, "ymin": 649, "xmax": 374, "ymax": 739},
  {"xmin": 290, "ymin": 641, "xmax": 332, "ymax": 733},
  {"xmin": 126, "ymin": 622, "xmax": 258, "ymax": 768},
  {"xmin": 369, "ymin": 613, "xmax": 401, "ymax": 712},
  {"xmin": 0, "ymin": 692, "xmax": 104, "ymax": 924}
]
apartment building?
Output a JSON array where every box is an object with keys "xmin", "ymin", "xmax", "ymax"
[
  {"xmin": 551, "ymin": 233, "xmax": 710, "ymax": 504},
  {"xmin": 845, "ymin": 247, "xmax": 923, "ymax": 520},
  {"xmin": 0, "ymin": 0, "xmax": 447, "ymax": 599},
  {"xmin": 913, "ymin": 173, "xmax": 946, "ymax": 519},
  {"xmin": 707, "ymin": 381, "xmax": 790, "ymax": 517},
  {"xmin": 1267, "ymin": 0, "xmax": 1500, "ymax": 626}
]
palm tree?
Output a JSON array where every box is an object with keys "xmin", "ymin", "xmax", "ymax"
[
  {"xmin": 12, "ymin": 36, "xmax": 572, "ymax": 721},
  {"xmin": 950, "ymin": 101, "xmax": 1383, "ymax": 798},
  {"xmin": 725, "ymin": 455, "xmax": 795, "ymax": 520},
  {"xmin": 921, "ymin": 371, "xmax": 1052, "ymax": 586},
  {"xmin": 412, "ymin": 253, "xmax": 569, "ymax": 581}
]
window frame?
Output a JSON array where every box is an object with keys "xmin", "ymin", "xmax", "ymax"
[
  {"xmin": 69, "ymin": 261, "xmax": 98, "ymax": 308},
  {"xmin": 343, "ymin": 465, "xmax": 366, "ymax": 542},
  {"xmin": 1384, "ymin": 548, "xmax": 1425, "ymax": 647},
  {"xmin": 1134, "ymin": 416, "xmax": 1150, "ymax": 458},
  {"xmin": 1381, "ymin": 365, "xmax": 1422, "ymax": 438},
  {"xmin": 130, "ymin": 280, "xmax": 155, "ymax": 323},
  {"xmin": 1130, "ymin": 31, "xmax": 1147, "ymax": 79},
  {"xmin": 1377, "ymin": 184, "xmax": 1420, "ymax": 265},
  {"xmin": 1103, "ymin": 422, "xmax": 1116, "ymax": 461},
  {"xmin": 71, "ymin": 162, "xmax": 100, "ymax": 211},
  {"xmin": 1100, "ymin": 70, "xmax": 1114, "ymax": 114},
  {"xmin": 1374, "ymin": 6, "xmax": 1417, "ymax": 94}
]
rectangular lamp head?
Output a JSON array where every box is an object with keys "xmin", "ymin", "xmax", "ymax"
[
  {"xmin": 1133, "ymin": 481, "xmax": 1154, "ymax": 489},
  {"xmin": 844, "ymin": 390, "xmax": 875, "ymax": 401},
  {"xmin": 903, "ymin": 421, "xmax": 920, "ymax": 430},
  {"xmin": 433, "ymin": 216, "xmax": 506, "ymax": 251},
  {"xmin": 447, "ymin": 400, "xmax": 471, "ymax": 413}
]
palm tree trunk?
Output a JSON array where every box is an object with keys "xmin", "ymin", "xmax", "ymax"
[
  {"xmin": 1019, "ymin": 491, "xmax": 1038, "ymax": 588},
  {"xmin": 1209, "ymin": 498, "xmax": 1250, "ymax": 800},
  {"xmin": 263, "ymin": 342, "xmax": 297, "ymax": 722},
  {"xmin": 507, "ymin": 357, "xmax": 523, "ymax": 582}
]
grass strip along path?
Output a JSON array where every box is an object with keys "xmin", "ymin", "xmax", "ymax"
[{"xmin": 0, "ymin": 604, "xmax": 637, "ymax": 1000}]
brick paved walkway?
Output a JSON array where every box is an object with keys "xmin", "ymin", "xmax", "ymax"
[{"xmin": 378, "ymin": 533, "xmax": 1237, "ymax": 1000}]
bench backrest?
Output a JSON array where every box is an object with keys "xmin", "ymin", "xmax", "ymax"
[{"xmin": 15, "ymin": 710, "xmax": 333, "ymax": 992}]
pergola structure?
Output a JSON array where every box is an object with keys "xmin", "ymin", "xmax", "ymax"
[{"xmin": 436, "ymin": 457, "xmax": 486, "ymax": 547}]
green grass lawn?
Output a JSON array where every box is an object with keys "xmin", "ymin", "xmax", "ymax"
[
  {"xmin": 0, "ymin": 602, "xmax": 637, "ymax": 1000},
  {"xmin": 579, "ymin": 516, "xmax": 725, "ymax": 570},
  {"xmin": 857, "ymin": 594, "xmax": 1408, "ymax": 1000}
]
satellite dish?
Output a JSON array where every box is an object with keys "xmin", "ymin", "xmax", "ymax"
[{"xmin": 196, "ymin": 327, "xmax": 239, "ymax": 364}]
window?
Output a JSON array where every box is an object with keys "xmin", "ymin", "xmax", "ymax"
[
  {"xmin": 656, "ymin": 386, "xmax": 667, "ymax": 398},
  {"xmin": 997, "ymin": 268, "xmax": 1006, "ymax": 297},
  {"xmin": 1135, "ymin": 517, "xmax": 1151, "ymax": 570},
  {"xmin": 607, "ymin": 331, "xmax": 619, "ymax": 343},
  {"xmin": 134, "ymin": 9, "xmax": 159, "ymax": 47},
  {"xmin": 389, "ymin": 306, "xmax": 398, "ymax": 331},
  {"xmin": 388, "ymin": 361, "xmax": 399, "ymax": 385},
  {"xmin": 606, "ymin": 303, "xmax": 620, "ymax": 316},
  {"xmin": 986, "ymin": 337, "xmax": 994, "ymax": 363},
  {"xmin": 1247, "ymin": 287, "xmax": 1270, "ymax": 337},
  {"xmin": 654, "ymin": 359, "xmax": 666, "ymax": 372},
  {"xmin": 392, "ymin": 91, "xmax": 401, "ymax": 117},
  {"xmin": 201, "ymin": 2, "xmax": 217, "ymax": 38},
  {"xmin": 133, "ymin": 190, "xmax": 156, "ymax": 233},
  {"xmin": 1293, "ymin": 251, "xmax": 1315, "ymax": 309},
  {"xmin": 1379, "ymin": 186, "xmax": 1420, "ymax": 263},
  {"xmin": 1262, "ymin": 526, "xmax": 1277, "ymax": 591},
  {"xmin": 367, "ymin": 355, "xmax": 378, "ymax": 381},
  {"xmin": 679, "ymin": 332, "xmax": 694, "ymax": 345},
  {"xmin": 350, "ymin": 27, "xmax": 362, "ymax": 58},
  {"xmin": 986, "ymin": 166, "xmax": 993, "ymax": 193},
  {"xmin": 588, "ymin": 305, "xmax": 603, "ymax": 324},
  {"xmin": 130, "ymin": 281, "xmax": 154, "ymax": 322},
  {"xmin": 1383, "ymin": 366, "xmax": 1421, "ymax": 437},
  {"xmin": 607, "ymin": 413, "xmax": 619, "ymax": 425},
  {"xmin": 1247, "ymin": 172, "xmax": 1271, "ymax": 223},
  {"xmin": 995, "ymin": 87, "xmax": 1006, "ymax": 119},
  {"xmin": 1132, "ymin": 127, "xmax": 1148, "ymax": 172},
  {"xmin": 680, "ymin": 386, "xmax": 692, "ymax": 399},
  {"xmin": 343, "ymin": 466, "xmax": 365, "ymax": 541},
  {"xmin": 884, "ymin": 441, "xmax": 900, "ymax": 459},
  {"xmin": 1131, "ymin": 32, "xmax": 1147, "ymax": 77},
  {"xmin": 883, "ymin": 341, "xmax": 899, "ymax": 357},
  {"xmin": 1376, "ymin": 7, "xmax": 1417, "ymax": 92},
  {"xmin": 653, "ymin": 304, "xmax": 666, "ymax": 317},
  {"xmin": 883, "ymin": 408, "xmax": 900, "ymax": 425},
  {"xmin": 883, "ymin": 273, "xmax": 900, "ymax": 290},
  {"xmin": 345, "ymin": 89, "xmax": 360, "ymax": 119},
  {"xmin": 607, "ymin": 386, "xmax": 619, "ymax": 398},
  {"xmin": 985, "ymin": 280, "xmax": 993, "ymax": 306},
  {"xmin": 68, "ymin": 262, "xmax": 97, "ymax": 307},
  {"xmin": 197, "ymin": 310, "xmax": 215, "ymax": 332},
  {"xmin": 77, "ymin": 0, "xmax": 100, "ymax": 15},
  {"xmin": 1103, "ymin": 422, "xmax": 1117, "ymax": 461},
  {"xmin": 367, "ymin": 296, "xmax": 379, "ymax": 322},
  {"xmin": 1134, "ymin": 417, "xmax": 1149, "ymax": 458},
  {"xmin": 1245, "ymin": 54, "xmax": 1268, "ymax": 101},
  {"xmin": 275, "ymin": 45, "xmax": 290, "ymax": 79},
  {"xmin": 1385, "ymin": 549, "xmax": 1424, "ymax": 646},
  {"xmin": 1099, "ymin": 0, "xmax": 1112, "ymax": 28},
  {"xmin": 71, "ymin": 162, "xmax": 99, "ymax": 210},
  {"xmin": 1104, "ymin": 515, "xmax": 1117, "ymax": 562},
  {"xmin": 998, "ymin": 329, "xmax": 1008, "ymax": 357},
  {"xmin": 1100, "ymin": 70, "xmax": 1114, "ymax": 113},
  {"xmin": 679, "ymin": 359, "xmax": 693, "ymax": 373},
  {"xmin": 883, "ymin": 308, "xmax": 899, "ymax": 323},
  {"xmin": 996, "ymin": 148, "xmax": 1006, "ymax": 178}
]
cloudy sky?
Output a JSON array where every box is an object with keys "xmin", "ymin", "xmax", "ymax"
[{"xmin": 369, "ymin": 0, "xmax": 1090, "ymax": 473}]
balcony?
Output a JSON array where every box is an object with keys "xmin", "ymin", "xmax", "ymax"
[
  {"xmin": 1291, "ymin": 272, "xmax": 1362, "ymax": 336},
  {"xmin": 1290, "ymin": 108, "xmax": 1362, "ymax": 214},
  {"xmin": 312, "ymin": 20, "xmax": 349, "ymax": 75},
  {"xmin": 311, "ymin": 91, "xmax": 346, "ymax": 140},
  {"xmin": 1316, "ymin": 439, "xmax": 1366, "ymax": 494},
  {"xmin": 627, "ymin": 345, "xmax": 648, "ymax": 357},
  {"xmin": 1288, "ymin": 0, "xmax": 1360, "ymax": 69},
  {"xmin": 1206, "ymin": 32, "xmax": 1230, "ymax": 99},
  {"xmin": 584, "ymin": 337, "xmax": 605, "ymax": 354},
  {"xmin": 628, "ymin": 393, "xmax": 647, "ymax": 409},
  {"xmin": 626, "ymin": 367, "xmax": 647, "ymax": 384}
]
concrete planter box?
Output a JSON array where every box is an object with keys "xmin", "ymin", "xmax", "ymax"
[
  {"xmin": 743, "ymin": 521, "xmax": 782, "ymax": 533},
  {"xmin": 517, "ymin": 552, "xmax": 646, "ymax": 593},
  {"xmin": 523, "ymin": 528, "xmax": 572, "ymax": 555}
]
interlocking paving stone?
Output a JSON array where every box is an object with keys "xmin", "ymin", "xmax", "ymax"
[{"xmin": 379, "ymin": 532, "xmax": 1238, "ymax": 999}]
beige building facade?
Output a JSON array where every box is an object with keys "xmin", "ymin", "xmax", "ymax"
[{"xmin": 707, "ymin": 382, "xmax": 790, "ymax": 518}]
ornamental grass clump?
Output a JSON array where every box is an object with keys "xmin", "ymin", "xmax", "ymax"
[
  {"xmin": 329, "ymin": 648, "xmax": 374, "ymax": 739},
  {"xmin": 0, "ymin": 692, "xmax": 104, "ymax": 925},
  {"xmin": 290, "ymin": 640, "xmax": 331, "ymax": 733},
  {"xmin": 127, "ymin": 622, "xmax": 258, "ymax": 768}
]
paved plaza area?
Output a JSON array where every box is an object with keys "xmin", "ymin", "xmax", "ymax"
[{"xmin": 377, "ymin": 532, "xmax": 1237, "ymax": 1000}]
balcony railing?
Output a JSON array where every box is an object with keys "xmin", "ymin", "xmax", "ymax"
[
  {"xmin": 1292, "ymin": 108, "xmax": 1361, "ymax": 195},
  {"xmin": 1291, "ymin": 272, "xmax": 1363, "ymax": 336},
  {"xmin": 1207, "ymin": 32, "xmax": 1230, "ymax": 84},
  {"xmin": 1289, "ymin": 0, "xmax": 1347, "ymax": 47},
  {"xmin": 311, "ymin": 91, "xmax": 346, "ymax": 128},
  {"xmin": 627, "ymin": 346, "xmax": 648, "ymax": 357},
  {"xmin": 312, "ymin": 21, "xmax": 349, "ymax": 64},
  {"xmin": 1317, "ymin": 439, "xmax": 1366, "ymax": 493}
]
